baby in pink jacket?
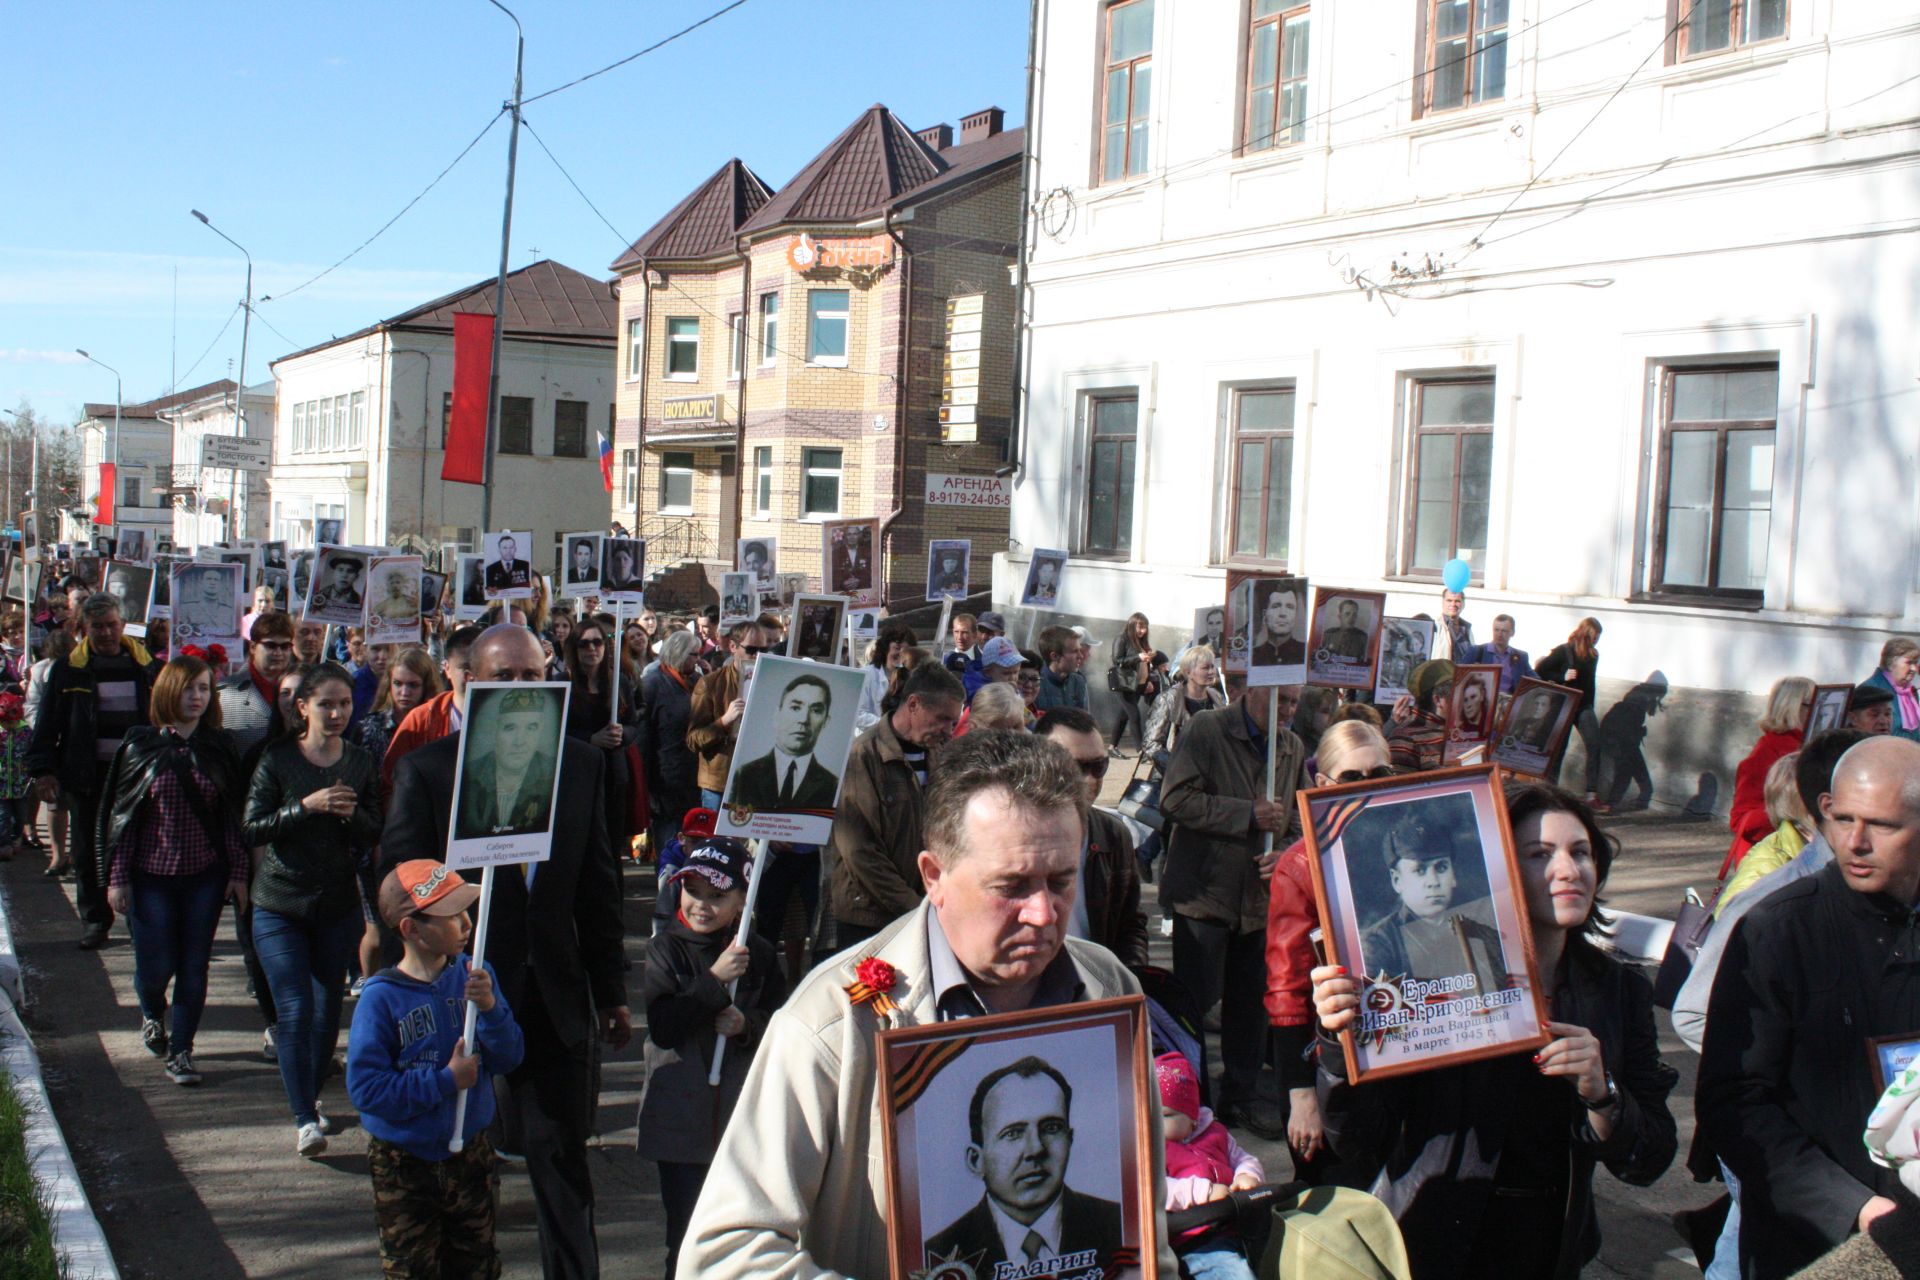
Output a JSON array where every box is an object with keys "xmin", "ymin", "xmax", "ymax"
[{"xmin": 1157, "ymin": 1051, "xmax": 1264, "ymax": 1280}]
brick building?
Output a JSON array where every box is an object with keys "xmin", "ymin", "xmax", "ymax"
[{"xmin": 609, "ymin": 104, "xmax": 1022, "ymax": 614}]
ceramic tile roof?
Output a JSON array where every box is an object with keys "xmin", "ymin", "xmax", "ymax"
[
  {"xmin": 739, "ymin": 105, "xmax": 948, "ymax": 235},
  {"xmin": 610, "ymin": 159, "xmax": 773, "ymax": 272}
]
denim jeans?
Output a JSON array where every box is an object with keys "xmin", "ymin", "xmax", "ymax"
[
  {"xmin": 1706, "ymin": 1160, "xmax": 1742, "ymax": 1280},
  {"xmin": 1180, "ymin": 1245, "xmax": 1257, "ymax": 1280},
  {"xmin": 252, "ymin": 905, "xmax": 360, "ymax": 1125},
  {"xmin": 699, "ymin": 788, "xmax": 724, "ymax": 811},
  {"xmin": 127, "ymin": 867, "xmax": 227, "ymax": 1055}
]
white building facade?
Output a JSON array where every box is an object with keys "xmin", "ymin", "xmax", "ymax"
[
  {"xmin": 73, "ymin": 400, "xmax": 176, "ymax": 549},
  {"xmin": 268, "ymin": 261, "xmax": 617, "ymax": 567},
  {"xmin": 1005, "ymin": 0, "xmax": 1920, "ymax": 804},
  {"xmin": 163, "ymin": 380, "xmax": 275, "ymax": 547}
]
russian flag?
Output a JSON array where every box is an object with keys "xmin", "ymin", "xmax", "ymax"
[{"xmin": 598, "ymin": 429, "xmax": 615, "ymax": 494}]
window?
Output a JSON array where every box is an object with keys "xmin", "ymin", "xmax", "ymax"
[
  {"xmin": 1421, "ymin": 0, "xmax": 1508, "ymax": 115},
  {"xmin": 1100, "ymin": 0, "xmax": 1154, "ymax": 182},
  {"xmin": 666, "ymin": 317, "xmax": 699, "ymax": 378},
  {"xmin": 806, "ymin": 290, "xmax": 849, "ymax": 365},
  {"xmin": 802, "ymin": 448, "xmax": 842, "ymax": 517},
  {"xmin": 441, "ymin": 392, "xmax": 453, "ymax": 448},
  {"xmin": 1246, "ymin": 3, "xmax": 1310, "ymax": 152},
  {"xmin": 1651, "ymin": 365, "xmax": 1777, "ymax": 602},
  {"xmin": 627, "ymin": 318, "xmax": 644, "ymax": 378},
  {"xmin": 335, "ymin": 395, "xmax": 350, "ymax": 449},
  {"xmin": 759, "ymin": 292, "xmax": 779, "ymax": 365},
  {"xmin": 292, "ymin": 401, "xmax": 307, "ymax": 454},
  {"xmin": 318, "ymin": 397, "xmax": 335, "ymax": 451},
  {"xmin": 728, "ymin": 313, "xmax": 745, "ymax": 379},
  {"xmin": 659, "ymin": 451, "xmax": 694, "ymax": 513},
  {"xmin": 1403, "ymin": 377, "xmax": 1494, "ymax": 577},
  {"xmin": 753, "ymin": 446, "xmax": 774, "ymax": 516},
  {"xmin": 553, "ymin": 399, "xmax": 588, "ymax": 457},
  {"xmin": 499, "ymin": 396, "xmax": 533, "ymax": 455},
  {"xmin": 620, "ymin": 448, "xmax": 638, "ymax": 508},
  {"xmin": 440, "ymin": 524, "xmax": 476, "ymax": 553},
  {"xmin": 349, "ymin": 391, "xmax": 366, "ymax": 447},
  {"xmin": 1084, "ymin": 393, "xmax": 1138, "ymax": 556},
  {"xmin": 122, "ymin": 474, "xmax": 142, "ymax": 508},
  {"xmin": 1671, "ymin": 0, "xmax": 1786, "ymax": 60},
  {"xmin": 1228, "ymin": 387, "xmax": 1295, "ymax": 562}
]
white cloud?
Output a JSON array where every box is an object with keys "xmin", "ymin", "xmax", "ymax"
[{"xmin": 2, "ymin": 349, "xmax": 88, "ymax": 364}]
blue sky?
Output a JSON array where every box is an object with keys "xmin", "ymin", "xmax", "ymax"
[{"xmin": 2, "ymin": 1, "xmax": 1029, "ymax": 422}]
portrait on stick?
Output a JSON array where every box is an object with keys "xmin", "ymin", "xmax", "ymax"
[
  {"xmin": 1374, "ymin": 617, "xmax": 1435, "ymax": 705},
  {"xmin": 1305, "ymin": 588, "xmax": 1384, "ymax": 690},
  {"xmin": 1490, "ymin": 678, "xmax": 1582, "ymax": 779},
  {"xmin": 1443, "ymin": 663, "xmax": 1502, "ymax": 764},
  {"xmin": 715, "ymin": 654, "xmax": 866, "ymax": 845},
  {"xmin": 447, "ymin": 681, "xmax": 571, "ymax": 869},
  {"xmin": 1245, "ymin": 575, "xmax": 1308, "ymax": 687},
  {"xmin": 822, "ymin": 518, "xmax": 879, "ymax": 605}
]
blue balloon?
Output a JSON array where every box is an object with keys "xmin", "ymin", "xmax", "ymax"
[{"xmin": 1441, "ymin": 558, "xmax": 1471, "ymax": 593}]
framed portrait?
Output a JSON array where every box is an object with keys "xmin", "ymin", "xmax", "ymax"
[
  {"xmin": 365, "ymin": 554, "xmax": 424, "ymax": 645},
  {"xmin": 103, "ymin": 561, "xmax": 156, "ymax": 633},
  {"xmin": 3, "ymin": 556, "xmax": 38, "ymax": 608},
  {"xmin": 415, "ymin": 570, "xmax": 447, "ymax": 622},
  {"xmin": 1808, "ymin": 683, "xmax": 1852, "ymax": 737},
  {"xmin": 738, "ymin": 536, "xmax": 778, "ymax": 590},
  {"xmin": 288, "ymin": 550, "xmax": 315, "ymax": 609},
  {"xmin": 147, "ymin": 555, "xmax": 181, "ymax": 617},
  {"xmin": 262, "ymin": 539, "xmax": 288, "ymax": 573},
  {"xmin": 169, "ymin": 560, "xmax": 243, "ymax": 649},
  {"xmin": 1306, "ymin": 587, "xmax": 1384, "ymax": 691},
  {"xmin": 1490, "ymin": 679, "xmax": 1582, "ymax": 779},
  {"xmin": 447, "ymin": 681, "xmax": 572, "ymax": 869},
  {"xmin": 1374, "ymin": 617, "xmax": 1436, "ymax": 705},
  {"xmin": 452, "ymin": 553, "xmax": 488, "ymax": 619},
  {"xmin": 558, "ymin": 532, "xmax": 602, "ymax": 596},
  {"xmin": 482, "ymin": 530, "xmax": 533, "ymax": 600},
  {"xmin": 788, "ymin": 594, "xmax": 850, "ymax": 663},
  {"xmin": 879, "ymin": 995, "xmax": 1159, "ymax": 1280},
  {"xmin": 1244, "ymin": 575, "xmax": 1308, "ymax": 688},
  {"xmin": 1190, "ymin": 605, "xmax": 1227, "ymax": 661},
  {"xmin": 715, "ymin": 654, "xmax": 867, "ymax": 845},
  {"xmin": 72, "ymin": 553, "xmax": 102, "ymax": 589},
  {"xmin": 305, "ymin": 545, "xmax": 371, "ymax": 626},
  {"xmin": 116, "ymin": 528, "xmax": 151, "ymax": 565},
  {"xmin": 314, "ymin": 517, "xmax": 344, "ymax": 547},
  {"xmin": 720, "ymin": 573, "xmax": 758, "ymax": 628},
  {"xmin": 1021, "ymin": 549, "xmax": 1068, "ymax": 609},
  {"xmin": 822, "ymin": 518, "xmax": 880, "ymax": 606},
  {"xmin": 849, "ymin": 607, "xmax": 881, "ymax": 641},
  {"xmin": 1443, "ymin": 664, "xmax": 1502, "ymax": 764},
  {"xmin": 262, "ymin": 566, "xmax": 290, "ymax": 611},
  {"xmin": 926, "ymin": 539, "xmax": 971, "ymax": 603},
  {"xmin": 219, "ymin": 546, "xmax": 261, "ymax": 594},
  {"xmin": 1869, "ymin": 1032, "xmax": 1920, "ymax": 1095},
  {"xmin": 601, "ymin": 536, "xmax": 646, "ymax": 602},
  {"xmin": 1300, "ymin": 764, "xmax": 1550, "ymax": 1083},
  {"xmin": 771, "ymin": 572, "xmax": 806, "ymax": 611},
  {"xmin": 93, "ymin": 534, "xmax": 116, "ymax": 559}
]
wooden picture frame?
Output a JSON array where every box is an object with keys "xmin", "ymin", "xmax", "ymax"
[
  {"xmin": 1305, "ymin": 587, "xmax": 1385, "ymax": 691},
  {"xmin": 1298, "ymin": 764, "xmax": 1551, "ymax": 1084},
  {"xmin": 1869, "ymin": 1031, "xmax": 1920, "ymax": 1096},
  {"xmin": 1808, "ymin": 683, "xmax": 1852, "ymax": 737},
  {"xmin": 820, "ymin": 518, "xmax": 880, "ymax": 606},
  {"xmin": 787, "ymin": 593, "xmax": 850, "ymax": 663},
  {"xmin": 1490, "ymin": 678, "xmax": 1583, "ymax": 779},
  {"xmin": 1374, "ymin": 616, "xmax": 1436, "ymax": 705},
  {"xmin": 1442, "ymin": 663, "xmax": 1502, "ymax": 764},
  {"xmin": 878, "ymin": 994, "xmax": 1159, "ymax": 1280},
  {"xmin": 1220, "ymin": 570, "xmax": 1257, "ymax": 677}
]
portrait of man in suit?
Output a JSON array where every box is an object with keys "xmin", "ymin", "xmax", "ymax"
[
  {"xmin": 485, "ymin": 532, "xmax": 532, "ymax": 593},
  {"xmin": 309, "ymin": 552, "xmax": 365, "ymax": 615},
  {"xmin": 460, "ymin": 555, "xmax": 486, "ymax": 607},
  {"xmin": 924, "ymin": 1056, "xmax": 1124, "ymax": 1274},
  {"xmin": 566, "ymin": 536, "xmax": 599, "ymax": 584},
  {"xmin": 726, "ymin": 673, "xmax": 841, "ymax": 812},
  {"xmin": 456, "ymin": 686, "xmax": 562, "ymax": 839}
]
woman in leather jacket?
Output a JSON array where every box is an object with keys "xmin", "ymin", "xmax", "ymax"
[
  {"xmin": 1310, "ymin": 783, "xmax": 1677, "ymax": 1278},
  {"xmin": 96, "ymin": 654, "xmax": 249, "ymax": 1086},
  {"xmin": 243, "ymin": 661, "xmax": 382, "ymax": 1156}
]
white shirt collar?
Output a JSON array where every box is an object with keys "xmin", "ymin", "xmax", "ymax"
[
  {"xmin": 771, "ymin": 747, "xmax": 814, "ymax": 783},
  {"xmin": 987, "ymin": 1191, "xmax": 1063, "ymax": 1264}
]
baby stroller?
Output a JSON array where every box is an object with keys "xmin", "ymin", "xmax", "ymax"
[
  {"xmin": 651, "ymin": 806, "xmax": 717, "ymax": 934},
  {"xmin": 1133, "ymin": 962, "xmax": 1211, "ymax": 1109}
]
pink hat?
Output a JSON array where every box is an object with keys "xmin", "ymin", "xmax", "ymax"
[{"xmin": 1155, "ymin": 1051, "xmax": 1201, "ymax": 1121}]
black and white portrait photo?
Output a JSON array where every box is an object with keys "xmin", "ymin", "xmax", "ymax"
[
  {"xmin": 1246, "ymin": 575, "xmax": 1308, "ymax": 687},
  {"xmin": 600, "ymin": 537, "xmax": 645, "ymax": 601},
  {"xmin": 788, "ymin": 594, "xmax": 849, "ymax": 663},
  {"xmin": 483, "ymin": 530, "xmax": 532, "ymax": 600},
  {"xmin": 115, "ymin": 528, "xmax": 150, "ymax": 565},
  {"xmin": 1444, "ymin": 664, "xmax": 1502, "ymax": 764},
  {"xmin": 315, "ymin": 517, "xmax": 344, "ymax": 547},
  {"xmin": 419, "ymin": 570, "xmax": 448, "ymax": 622},
  {"xmin": 773, "ymin": 572, "xmax": 806, "ymax": 611},
  {"xmin": 1306, "ymin": 588, "xmax": 1385, "ymax": 690},
  {"xmin": 926, "ymin": 539, "xmax": 971, "ymax": 603},
  {"xmin": 447, "ymin": 681, "xmax": 572, "ymax": 869},
  {"xmin": 103, "ymin": 561, "xmax": 156, "ymax": 631},
  {"xmin": 563, "ymin": 533, "xmax": 602, "ymax": 594},
  {"xmin": 738, "ymin": 536, "xmax": 777, "ymax": 590},
  {"xmin": 262, "ymin": 539, "xmax": 288, "ymax": 573},
  {"xmin": 715, "ymin": 655, "xmax": 866, "ymax": 844},
  {"xmin": 1808, "ymin": 683, "xmax": 1851, "ymax": 737},
  {"xmin": 1021, "ymin": 548, "xmax": 1067, "ymax": 608},
  {"xmin": 306, "ymin": 546, "xmax": 369, "ymax": 625},
  {"xmin": 170, "ymin": 561, "xmax": 243, "ymax": 645},
  {"xmin": 1191, "ymin": 605, "xmax": 1226, "ymax": 657},
  {"xmin": 289, "ymin": 551, "xmax": 314, "ymax": 608},
  {"xmin": 456, "ymin": 554, "xmax": 487, "ymax": 616},
  {"xmin": 1374, "ymin": 617, "xmax": 1436, "ymax": 705},
  {"xmin": 262, "ymin": 567, "xmax": 290, "ymax": 611},
  {"xmin": 3, "ymin": 557, "xmax": 36, "ymax": 608},
  {"xmin": 1491, "ymin": 679, "xmax": 1582, "ymax": 778},
  {"xmin": 147, "ymin": 555, "xmax": 180, "ymax": 617},
  {"xmin": 822, "ymin": 519, "xmax": 878, "ymax": 604},
  {"xmin": 719, "ymin": 572, "xmax": 757, "ymax": 628}
]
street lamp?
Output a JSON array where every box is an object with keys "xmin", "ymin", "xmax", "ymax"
[
  {"xmin": 76, "ymin": 349, "xmax": 121, "ymax": 538},
  {"xmin": 192, "ymin": 209, "xmax": 254, "ymax": 541}
]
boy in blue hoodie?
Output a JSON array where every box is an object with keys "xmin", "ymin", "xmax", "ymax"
[{"xmin": 348, "ymin": 859, "xmax": 524, "ymax": 1279}]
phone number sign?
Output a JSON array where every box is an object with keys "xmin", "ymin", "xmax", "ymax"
[{"xmin": 924, "ymin": 473, "xmax": 1009, "ymax": 509}]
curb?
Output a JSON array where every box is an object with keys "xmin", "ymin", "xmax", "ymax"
[{"xmin": 0, "ymin": 885, "xmax": 119, "ymax": 1280}]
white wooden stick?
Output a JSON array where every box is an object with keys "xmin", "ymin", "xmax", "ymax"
[
  {"xmin": 1264, "ymin": 687, "xmax": 1279, "ymax": 856},
  {"xmin": 447, "ymin": 863, "xmax": 497, "ymax": 1154},
  {"xmin": 708, "ymin": 838, "xmax": 772, "ymax": 1086}
]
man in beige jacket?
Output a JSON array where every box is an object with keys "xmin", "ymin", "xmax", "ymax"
[{"xmin": 678, "ymin": 729, "xmax": 1177, "ymax": 1279}]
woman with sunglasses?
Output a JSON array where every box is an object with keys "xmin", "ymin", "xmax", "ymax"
[
  {"xmin": 1260, "ymin": 719, "xmax": 1396, "ymax": 1180},
  {"xmin": 564, "ymin": 618, "xmax": 643, "ymax": 866}
]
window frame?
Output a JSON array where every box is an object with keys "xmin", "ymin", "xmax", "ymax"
[
  {"xmin": 806, "ymin": 289, "xmax": 850, "ymax": 367},
  {"xmin": 1414, "ymin": 0, "xmax": 1511, "ymax": 119},
  {"xmin": 335, "ymin": 395, "xmax": 350, "ymax": 449},
  {"xmin": 349, "ymin": 390, "xmax": 366, "ymax": 447},
  {"xmin": 1082, "ymin": 391, "xmax": 1140, "ymax": 558},
  {"xmin": 552, "ymin": 398, "xmax": 588, "ymax": 458},
  {"xmin": 620, "ymin": 448, "xmax": 638, "ymax": 509},
  {"xmin": 1646, "ymin": 364, "xmax": 1777, "ymax": 606},
  {"xmin": 1243, "ymin": 2, "xmax": 1310, "ymax": 154},
  {"xmin": 658, "ymin": 450, "xmax": 695, "ymax": 515},
  {"xmin": 292, "ymin": 401, "xmax": 307, "ymax": 454},
  {"xmin": 665, "ymin": 317, "xmax": 700, "ymax": 380},
  {"xmin": 626, "ymin": 317, "xmax": 644, "ymax": 379},
  {"xmin": 1225, "ymin": 384, "xmax": 1297, "ymax": 566},
  {"xmin": 441, "ymin": 391, "xmax": 453, "ymax": 449},
  {"xmin": 498, "ymin": 395, "xmax": 534, "ymax": 456},
  {"xmin": 1098, "ymin": 0, "xmax": 1155, "ymax": 184},
  {"xmin": 727, "ymin": 312, "xmax": 745, "ymax": 380},
  {"xmin": 1399, "ymin": 375, "xmax": 1495, "ymax": 581},
  {"xmin": 801, "ymin": 447, "xmax": 843, "ymax": 519},
  {"xmin": 318, "ymin": 397, "xmax": 334, "ymax": 451},
  {"xmin": 753, "ymin": 445, "xmax": 774, "ymax": 517},
  {"xmin": 758, "ymin": 292, "xmax": 780, "ymax": 366},
  {"xmin": 1666, "ymin": 0, "xmax": 1788, "ymax": 62}
]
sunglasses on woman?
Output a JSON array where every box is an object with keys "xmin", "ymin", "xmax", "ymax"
[{"xmin": 1330, "ymin": 765, "xmax": 1396, "ymax": 784}]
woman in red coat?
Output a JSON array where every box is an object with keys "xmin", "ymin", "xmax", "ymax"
[{"xmin": 1720, "ymin": 676, "xmax": 1813, "ymax": 879}]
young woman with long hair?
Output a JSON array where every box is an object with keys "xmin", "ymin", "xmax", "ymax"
[
  {"xmin": 1537, "ymin": 618, "xmax": 1605, "ymax": 804},
  {"xmin": 565, "ymin": 616, "xmax": 642, "ymax": 860}
]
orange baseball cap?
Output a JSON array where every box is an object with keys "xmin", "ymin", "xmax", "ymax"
[{"xmin": 378, "ymin": 860, "xmax": 481, "ymax": 928}]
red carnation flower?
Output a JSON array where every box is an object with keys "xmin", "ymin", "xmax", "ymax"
[{"xmin": 855, "ymin": 957, "xmax": 897, "ymax": 994}]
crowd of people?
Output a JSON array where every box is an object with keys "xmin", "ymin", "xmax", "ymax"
[{"xmin": 9, "ymin": 545, "xmax": 1920, "ymax": 1280}]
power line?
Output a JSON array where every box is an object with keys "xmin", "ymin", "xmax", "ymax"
[
  {"xmin": 262, "ymin": 109, "xmax": 506, "ymax": 303},
  {"xmin": 246, "ymin": 305, "xmax": 307, "ymax": 357},
  {"xmin": 522, "ymin": 0, "xmax": 753, "ymax": 106},
  {"xmin": 522, "ymin": 117, "xmax": 630, "ymax": 247},
  {"xmin": 169, "ymin": 302, "xmax": 243, "ymax": 393}
]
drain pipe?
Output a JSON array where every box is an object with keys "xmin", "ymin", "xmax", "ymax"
[
  {"xmin": 880, "ymin": 205, "xmax": 914, "ymax": 611},
  {"xmin": 1000, "ymin": 0, "xmax": 1045, "ymax": 481}
]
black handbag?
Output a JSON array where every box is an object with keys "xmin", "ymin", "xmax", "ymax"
[
  {"xmin": 1652, "ymin": 887, "xmax": 1714, "ymax": 1009},
  {"xmin": 1116, "ymin": 754, "xmax": 1164, "ymax": 833}
]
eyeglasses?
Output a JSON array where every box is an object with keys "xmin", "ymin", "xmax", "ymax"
[
  {"xmin": 1331, "ymin": 766, "xmax": 1396, "ymax": 784},
  {"xmin": 1076, "ymin": 756, "xmax": 1110, "ymax": 780},
  {"xmin": 256, "ymin": 640, "xmax": 293, "ymax": 651},
  {"xmin": 742, "ymin": 645, "xmax": 774, "ymax": 655},
  {"xmin": 576, "ymin": 637, "xmax": 606, "ymax": 648}
]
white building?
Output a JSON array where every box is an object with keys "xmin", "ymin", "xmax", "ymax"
[
  {"xmin": 1006, "ymin": 0, "xmax": 1920, "ymax": 804},
  {"xmin": 160, "ymin": 379, "xmax": 275, "ymax": 547},
  {"xmin": 73, "ymin": 385, "xmax": 199, "ymax": 550},
  {"xmin": 267, "ymin": 260, "xmax": 617, "ymax": 565}
]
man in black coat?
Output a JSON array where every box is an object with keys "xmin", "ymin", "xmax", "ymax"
[
  {"xmin": 1697, "ymin": 736, "xmax": 1920, "ymax": 1279},
  {"xmin": 382, "ymin": 624, "xmax": 628, "ymax": 1280}
]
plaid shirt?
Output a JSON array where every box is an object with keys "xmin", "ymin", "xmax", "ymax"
[
  {"xmin": 0, "ymin": 724, "xmax": 29, "ymax": 800},
  {"xmin": 109, "ymin": 740, "xmax": 249, "ymax": 888}
]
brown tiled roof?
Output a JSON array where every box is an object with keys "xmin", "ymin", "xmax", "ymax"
[
  {"xmin": 892, "ymin": 125, "xmax": 1024, "ymax": 210},
  {"xmin": 610, "ymin": 159, "xmax": 773, "ymax": 272},
  {"xmin": 740, "ymin": 105, "xmax": 947, "ymax": 235},
  {"xmin": 83, "ymin": 378, "xmax": 237, "ymax": 422}
]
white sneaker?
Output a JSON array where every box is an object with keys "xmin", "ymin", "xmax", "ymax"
[
  {"xmin": 296, "ymin": 1122, "xmax": 327, "ymax": 1158},
  {"xmin": 262, "ymin": 1026, "xmax": 278, "ymax": 1061}
]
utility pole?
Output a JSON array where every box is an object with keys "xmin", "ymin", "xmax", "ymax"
[
  {"xmin": 192, "ymin": 210, "xmax": 253, "ymax": 541},
  {"xmin": 480, "ymin": 0, "xmax": 523, "ymax": 536},
  {"xmin": 76, "ymin": 351, "xmax": 121, "ymax": 542}
]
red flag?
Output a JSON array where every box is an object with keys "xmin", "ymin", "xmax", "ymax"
[
  {"xmin": 443, "ymin": 312, "xmax": 494, "ymax": 485},
  {"xmin": 96, "ymin": 462, "xmax": 116, "ymax": 527}
]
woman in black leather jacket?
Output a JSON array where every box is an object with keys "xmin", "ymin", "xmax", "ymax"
[
  {"xmin": 243, "ymin": 661, "xmax": 382, "ymax": 1157},
  {"xmin": 1310, "ymin": 783, "xmax": 1677, "ymax": 1279},
  {"xmin": 96, "ymin": 654, "xmax": 249, "ymax": 1086}
]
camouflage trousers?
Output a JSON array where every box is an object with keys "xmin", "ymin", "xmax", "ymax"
[{"xmin": 369, "ymin": 1132, "xmax": 501, "ymax": 1280}]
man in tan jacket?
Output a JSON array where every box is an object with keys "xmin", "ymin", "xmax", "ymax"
[
  {"xmin": 685, "ymin": 618, "xmax": 768, "ymax": 805},
  {"xmin": 678, "ymin": 729, "xmax": 1178, "ymax": 1279}
]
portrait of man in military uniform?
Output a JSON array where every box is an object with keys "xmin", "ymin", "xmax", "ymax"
[
  {"xmin": 454, "ymin": 685, "xmax": 564, "ymax": 841},
  {"xmin": 1357, "ymin": 807, "xmax": 1508, "ymax": 998}
]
